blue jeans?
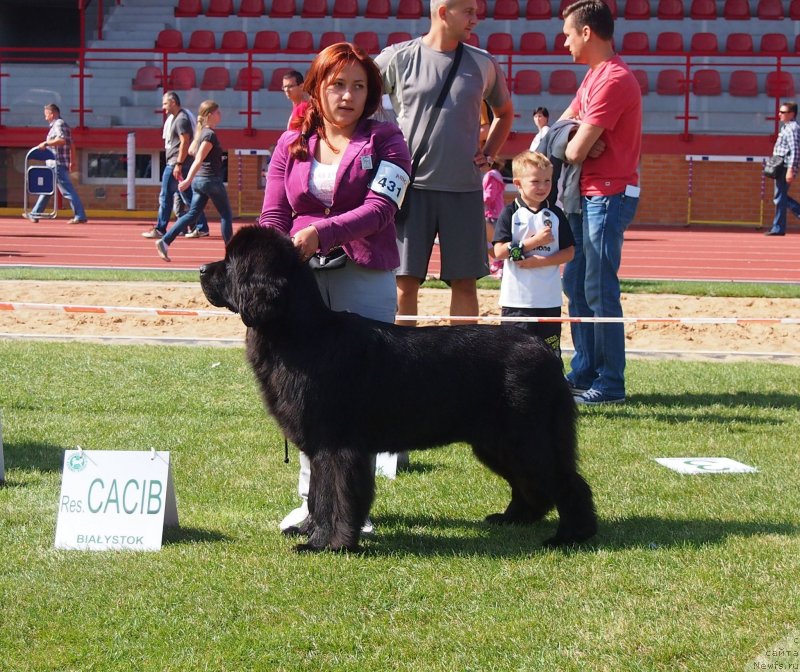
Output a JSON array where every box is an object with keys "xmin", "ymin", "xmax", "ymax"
[
  {"xmin": 770, "ymin": 171, "xmax": 800, "ymax": 234},
  {"xmin": 32, "ymin": 165, "xmax": 87, "ymax": 220},
  {"xmin": 156, "ymin": 163, "xmax": 208, "ymax": 234},
  {"xmin": 562, "ymin": 193, "xmax": 639, "ymax": 398},
  {"xmin": 163, "ymin": 176, "xmax": 232, "ymax": 245}
]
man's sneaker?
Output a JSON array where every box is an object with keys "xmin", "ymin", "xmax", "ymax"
[
  {"xmin": 22, "ymin": 212, "xmax": 40, "ymax": 223},
  {"xmin": 156, "ymin": 239, "xmax": 171, "ymax": 262},
  {"xmin": 574, "ymin": 388, "xmax": 626, "ymax": 405},
  {"xmin": 185, "ymin": 229, "xmax": 210, "ymax": 238},
  {"xmin": 280, "ymin": 501, "xmax": 309, "ymax": 532},
  {"xmin": 566, "ymin": 378, "xmax": 590, "ymax": 396},
  {"xmin": 67, "ymin": 217, "xmax": 88, "ymax": 225},
  {"xmin": 141, "ymin": 227, "xmax": 164, "ymax": 239}
]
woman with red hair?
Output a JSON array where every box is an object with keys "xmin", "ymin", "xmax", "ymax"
[{"xmin": 259, "ymin": 42, "xmax": 412, "ymax": 535}]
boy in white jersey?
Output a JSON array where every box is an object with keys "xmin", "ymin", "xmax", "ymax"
[{"xmin": 492, "ymin": 151, "xmax": 575, "ymax": 358}]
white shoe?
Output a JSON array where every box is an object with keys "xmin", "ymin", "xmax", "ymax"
[
  {"xmin": 279, "ymin": 501, "xmax": 309, "ymax": 531},
  {"xmin": 361, "ymin": 517, "xmax": 375, "ymax": 536}
]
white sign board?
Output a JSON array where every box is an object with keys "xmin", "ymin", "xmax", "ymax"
[
  {"xmin": 55, "ymin": 449, "xmax": 178, "ymax": 551},
  {"xmin": 655, "ymin": 457, "xmax": 758, "ymax": 475}
]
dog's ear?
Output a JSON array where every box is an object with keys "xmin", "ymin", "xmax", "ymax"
[{"xmin": 233, "ymin": 273, "xmax": 289, "ymax": 327}]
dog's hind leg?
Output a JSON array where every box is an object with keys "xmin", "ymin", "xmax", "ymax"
[
  {"xmin": 473, "ymin": 441, "xmax": 555, "ymax": 526},
  {"xmin": 544, "ymin": 473, "xmax": 598, "ymax": 547}
]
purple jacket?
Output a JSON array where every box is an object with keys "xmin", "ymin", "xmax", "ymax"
[{"xmin": 259, "ymin": 118, "xmax": 411, "ymax": 271}]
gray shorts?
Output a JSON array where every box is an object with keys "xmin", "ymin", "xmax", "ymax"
[{"xmin": 396, "ymin": 188, "xmax": 489, "ymax": 281}]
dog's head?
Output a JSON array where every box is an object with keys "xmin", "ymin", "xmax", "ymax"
[{"xmin": 200, "ymin": 226, "xmax": 304, "ymax": 328}]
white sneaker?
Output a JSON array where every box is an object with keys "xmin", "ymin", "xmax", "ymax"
[
  {"xmin": 361, "ymin": 517, "xmax": 375, "ymax": 536},
  {"xmin": 279, "ymin": 501, "xmax": 309, "ymax": 531}
]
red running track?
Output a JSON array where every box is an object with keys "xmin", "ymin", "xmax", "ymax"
[{"xmin": 1, "ymin": 217, "xmax": 799, "ymax": 283}]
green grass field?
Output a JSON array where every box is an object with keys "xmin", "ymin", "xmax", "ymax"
[{"xmin": 1, "ymin": 338, "xmax": 798, "ymax": 671}]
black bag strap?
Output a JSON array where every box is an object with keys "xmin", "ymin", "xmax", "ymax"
[{"xmin": 409, "ymin": 41, "xmax": 464, "ymax": 180}]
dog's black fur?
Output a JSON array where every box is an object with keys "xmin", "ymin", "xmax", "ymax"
[{"xmin": 200, "ymin": 226, "xmax": 597, "ymax": 552}]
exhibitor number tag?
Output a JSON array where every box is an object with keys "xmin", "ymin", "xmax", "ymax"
[{"xmin": 369, "ymin": 161, "xmax": 410, "ymax": 208}]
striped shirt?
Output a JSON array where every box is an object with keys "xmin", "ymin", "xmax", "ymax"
[
  {"xmin": 46, "ymin": 118, "xmax": 73, "ymax": 167},
  {"xmin": 774, "ymin": 119, "xmax": 799, "ymax": 171}
]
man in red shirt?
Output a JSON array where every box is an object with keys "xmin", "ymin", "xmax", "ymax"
[
  {"xmin": 281, "ymin": 70, "xmax": 309, "ymax": 130},
  {"xmin": 560, "ymin": 0, "xmax": 642, "ymax": 405}
]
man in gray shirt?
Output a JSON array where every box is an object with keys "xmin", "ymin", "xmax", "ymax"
[
  {"xmin": 375, "ymin": 0, "xmax": 514, "ymax": 324},
  {"xmin": 142, "ymin": 91, "xmax": 209, "ymax": 239}
]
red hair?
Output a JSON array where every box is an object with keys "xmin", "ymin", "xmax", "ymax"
[{"xmin": 289, "ymin": 42, "xmax": 383, "ymax": 160}]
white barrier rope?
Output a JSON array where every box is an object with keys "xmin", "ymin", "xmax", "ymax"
[{"xmin": 2, "ymin": 301, "xmax": 800, "ymax": 325}]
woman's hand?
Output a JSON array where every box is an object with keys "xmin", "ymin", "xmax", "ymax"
[
  {"xmin": 292, "ymin": 226, "xmax": 320, "ymax": 261},
  {"xmin": 177, "ymin": 179, "xmax": 191, "ymax": 192}
]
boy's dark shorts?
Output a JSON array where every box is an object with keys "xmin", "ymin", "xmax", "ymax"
[{"xmin": 501, "ymin": 306, "xmax": 562, "ymax": 357}]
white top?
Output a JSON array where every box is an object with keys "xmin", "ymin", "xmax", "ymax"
[
  {"xmin": 529, "ymin": 125, "xmax": 550, "ymax": 152},
  {"xmin": 308, "ymin": 157, "xmax": 338, "ymax": 207}
]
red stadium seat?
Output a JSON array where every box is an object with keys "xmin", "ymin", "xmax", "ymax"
[
  {"xmin": 169, "ymin": 67, "xmax": 197, "ymax": 90},
  {"xmin": 220, "ymin": 31, "xmax": 248, "ymax": 52},
  {"xmin": 487, "ymin": 33, "xmax": 514, "ymax": 54},
  {"xmin": 525, "ymin": 0, "xmax": 552, "ymax": 19},
  {"xmin": 175, "ymin": 0, "xmax": 202, "ymax": 17},
  {"xmin": 624, "ymin": 0, "xmax": 651, "ymax": 19},
  {"xmin": 353, "ymin": 31, "xmax": 381, "ymax": 54},
  {"xmin": 386, "ymin": 32, "xmax": 412, "ymax": 46},
  {"xmin": 252, "ymin": 30, "xmax": 281, "ymax": 51},
  {"xmin": 553, "ymin": 33, "xmax": 569, "ymax": 53},
  {"xmin": 760, "ymin": 33, "xmax": 789, "ymax": 54},
  {"xmin": 301, "ymin": 0, "xmax": 328, "ymax": 17},
  {"xmin": 200, "ymin": 67, "xmax": 231, "ymax": 90},
  {"xmin": 155, "ymin": 29, "xmax": 183, "ymax": 51},
  {"xmin": 131, "ymin": 66, "xmax": 163, "ymax": 91},
  {"xmin": 656, "ymin": 69, "xmax": 687, "ymax": 95},
  {"xmin": 693, "ymin": 69, "xmax": 721, "ymax": 95},
  {"xmin": 689, "ymin": 0, "xmax": 716, "ymax": 18},
  {"xmin": 723, "ymin": 0, "xmax": 751, "ymax": 18},
  {"xmin": 729, "ymin": 70, "xmax": 758, "ymax": 96},
  {"xmin": 796, "ymin": 35, "xmax": 800, "ymax": 53},
  {"xmin": 494, "ymin": 0, "xmax": 519, "ymax": 18},
  {"xmin": 690, "ymin": 32, "xmax": 718, "ymax": 54},
  {"xmin": 187, "ymin": 30, "xmax": 215, "ymax": 53},
  {"xmin": 476, "ymin": 0, "xmax": 487, "ymax": 18},
  {"xmin": 621, "ymin": 32, "xmax": 650, "ymax": 53},
  {"xmin": 366, "ymin": 0, "xmax": 391, "ymax": 17},
  {"xmin": 333, "ymin": 0, "xmax": 359, "ymax": 16},
  {"xmin": 655, "ymin": 32, "xmax": 684, "ymax": 52},
  {"xmin": 319, "ymin": 31, "xmax": 346, "ymax": 49},
  {"xmin": 548, "ymin": 70, "xmax": 578, "ymax": 95},
  {"xmin": 757, "ymin": 0, "xmax": 784, "ymax": 18},
  {"xmin": 656, "ymin": 0, "xmax": 684, "ymax": 18},
  {"xmin": 632, "ymin": 69, "xmax": 649, "ymax": 95},
  {"xmin": 513, "ymin": 69, "xmax": 542, "ymax": 95},
  {"xmin": 268, "ymin": 67, "xmax": 294, "ymax": 91},
  {"xmin": 766, "ymin": 71, "xmax": 795, "ymax": 97},
  {"xmin": 465, "ymin": 33, "xmax": 480, "ymax": 47},
  {"xmin": 791, "ymin": 0, "xmax": 800, "ymax": 18},
  {"xmin": 206, "ymin": 0, "xmax": 234, "ymax": 16},
  {"xmin": 286, "ymin": 31, "xmax": 315, "ymax": 53},
  {"xmin": 270, "ymin": 0, "xmax": 297, "ymax": 17},
  {"xmin": 519, "ymin": 32, "xmax": 547, "ymax": 53},
  {"xmin": 725, "ymin": 33, "xmax": 753, "ymax": 53},
  {"xmin": 235, "ymin": 66, "xmax": 265, "ymax": 91},
  {"xmin": 396, "ymin": 0, "xmax": 423, "ymax": 18},
  {"xmin": 238, "ymin": 0, "xmax": 265, "ymax": 16}
]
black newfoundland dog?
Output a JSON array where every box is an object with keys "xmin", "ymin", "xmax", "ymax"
[{"xmin": 200, "ymin": 226, "xmax": 597, "ymax": 552}]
